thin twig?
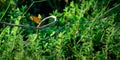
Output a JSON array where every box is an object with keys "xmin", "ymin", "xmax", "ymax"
[
  {"xmin": 77, "ymin": 3, "xmax": 120, "ymax": 44},
  {"xmin": 22, "ymin": 0, "xmax": 47, "ymax": 16},
  {"xmin": 97, "ymin": 3, "xmax": 120, "ymax": 19},
  {"xmin": 0, "ymin": 16, "xmax": 57, "ymax": 29},
  {"xmin": 0, "ymin": 1, "xmax": 10, "ymax": 21},
  {"xmin": 0, "ymin": 0, "xmax": 57, "ymax": 30}
]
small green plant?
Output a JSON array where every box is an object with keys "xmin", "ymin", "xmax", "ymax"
[{"xmin": 0, "ymin": 0, "xmax": 120, "ymax": 60}]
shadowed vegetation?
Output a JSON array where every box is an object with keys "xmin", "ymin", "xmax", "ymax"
[{"xmin": 0, "ymin": 0, "xmax": 120, "ymax": 60}]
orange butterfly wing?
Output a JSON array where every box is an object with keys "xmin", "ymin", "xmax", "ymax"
[
  {"xmin": 30, "ymin": 16, "xmax": 40, "ymax": 24},
  {"xmin": 30, "ymin": 14, "xmax": 41, "ymax": 24}
]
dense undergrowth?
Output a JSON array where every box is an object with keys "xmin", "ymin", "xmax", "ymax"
[{"xmin": 0, "ymin": 0, "xmax": 120, "ymax": 60}]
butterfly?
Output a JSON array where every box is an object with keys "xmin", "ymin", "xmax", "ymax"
[{"xmin": 30, "ymin": 14, "xmax": 41, "ymax": 24}]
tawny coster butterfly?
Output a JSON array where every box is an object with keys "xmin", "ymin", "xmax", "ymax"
[{"xmin": 30, "ymin": 14, "xmax": 41, "ymax": 24}]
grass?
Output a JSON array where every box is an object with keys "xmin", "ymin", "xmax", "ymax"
[{"xmin": 0, "ymin": 0, "xmax": 120, "ymax": 60}]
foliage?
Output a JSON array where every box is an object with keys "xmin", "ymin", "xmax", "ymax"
[{"xmin": 0, "ymin": 0, "xmax": 120, "ymax": 60}]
